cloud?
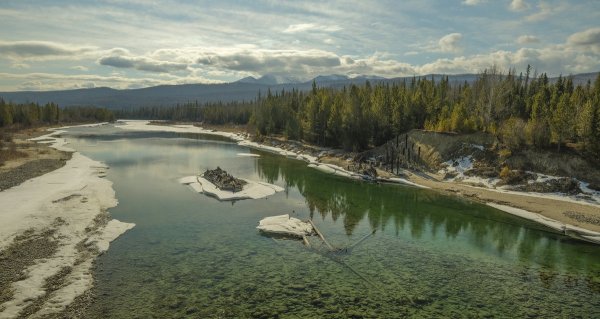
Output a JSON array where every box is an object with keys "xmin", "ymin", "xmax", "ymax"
[
  {"xmin": 517, "ymin": 35, "xmax": 540, "ymax": 44},
  {"xmin": 524, "ymin": 1, "xmax": 565, "ymax": 21},
  {"xmin": 70, "ymin": 65, "xmax": 89, "ymax": 71},
  {"xmin": 509, "ymin": 0, "xmax": 529, "ymax": 11},
  {"xmin": 567, "ymin": 27, "xmax": 600, "ymax": 54},
  {"xmin": 438, "ymin": 33, "xmax": 463, "ymax": 53},
  {"xmin": 282, "ymin": 23, "xmax": 342, "ymax": 33},
  {"xmin": 0, "ymin": 72, "xmax": 221, "ymax": 91},
  {"xmin": 462, "ymin": 0, "xmax": 484, "ymax": 5},
  {"xmin": 0, "ymin": 40, "xmax": 93, "ymax": 60},
  {"xmin": 196, "ymin": 48, "xmax": 341, "ymax": 74},
  {"xmin": 98, "ymin": 51, "xmax": 189, "ymax": 73}
]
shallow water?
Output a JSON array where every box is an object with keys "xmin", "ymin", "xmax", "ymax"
[{"xmin": 64, "ymin": 125, "xmax": 600, "ymax": 318}]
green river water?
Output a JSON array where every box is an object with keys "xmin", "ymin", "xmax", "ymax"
[{"xmin": 63, "ymin": 125, "xmax": 600, "ymax": 318}]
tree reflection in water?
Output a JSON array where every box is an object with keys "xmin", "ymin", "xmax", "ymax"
[{"xmin": 255, "ymin": 152, "xmax": 600, "ymax": 281}]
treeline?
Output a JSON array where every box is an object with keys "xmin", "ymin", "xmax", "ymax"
[
  {"xmin": 0, "ymin": 99, "xmax": 115, "ymax": 128},
  {"xmin": 114, "ymin": 101, "xmax": 253, "ymax": 125},
  {"xmin": 251, "ymin": 67, "xmax": 600, "ymax": 155},
  {"xmin": 116, "ymin": 67, "xmax": 600, "ymax": 157}
]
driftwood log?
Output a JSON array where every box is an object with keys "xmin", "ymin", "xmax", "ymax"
[{"xmin": 203, "ymin": 167, "xmax": 247, "ymax": 192}]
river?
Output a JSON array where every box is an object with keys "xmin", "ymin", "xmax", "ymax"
[{"xmin": 63, "ymin": 124, "xmax": 600, "ymax": 318}]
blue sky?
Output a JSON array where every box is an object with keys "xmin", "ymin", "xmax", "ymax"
[{"xmin": 0, "ymin": 0, "xmax": 599, "ymax": 91}]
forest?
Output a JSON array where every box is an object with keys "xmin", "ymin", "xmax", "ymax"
[
  {"xmin": 117, "ymin": 67, "xmax": 600, "ymax": 158},
  {"xmin": 0, "ymin": 100, "xmax": 115, "ymax": 128}
]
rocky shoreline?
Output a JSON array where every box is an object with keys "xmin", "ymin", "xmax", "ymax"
[
  {"xmin": 0, "ymin": 157, "xmax": 71, "ymax": 191},
  {"xmin": 0, "ymin": 125, "xmax": 135, "ymax": 318}
]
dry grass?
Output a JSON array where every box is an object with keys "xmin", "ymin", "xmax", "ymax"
[{"xmin": 0, "ymin": 132, "xmax": 29, "ymax": 166}]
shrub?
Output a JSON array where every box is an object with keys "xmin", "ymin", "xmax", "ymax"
[
  {"xmin": 500, "ymin": 118, "xmax": 526, "ymax": 150},
  {"xmin": 499, "ymin": 165, "xmax": 511, "ymax": 179}
]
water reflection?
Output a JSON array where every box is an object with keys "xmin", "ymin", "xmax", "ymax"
[
  {"xmin": 255, "ymin": 152, "xmax": 600, "ymax": 276},
  {"xmin": 60, "ymin": 128, "xmax": 599, "ymax": 318}
]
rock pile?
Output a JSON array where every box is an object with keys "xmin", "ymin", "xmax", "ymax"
[{"xmin": 202, "ymin": 167, "xmax": 247, "ymax": 192}]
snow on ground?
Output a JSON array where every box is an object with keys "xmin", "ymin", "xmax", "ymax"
[
  {"xmin": 439, "ymin": 154, "xmax": 600, "ymax": 207},
  {"xmin": 0, "ymin": 128, "xmax": 135, "ymax": 318},
  {"xmin": 179, "ymin": 176, "xmax": 284, "ymax": 201},
  {"xmin": 438, "ymin": 155, "xmax": 499, "ymax": 188}
]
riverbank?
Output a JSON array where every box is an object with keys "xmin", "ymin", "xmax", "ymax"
[
  {"xmin": 0, "ymin": 124, "xmax": 135, "ymax": 318},
  {"xmin": 116, "ymin": 120, "xmax": 600, "ymax": 244}
]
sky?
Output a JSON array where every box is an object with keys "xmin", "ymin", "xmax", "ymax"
[{"xmin": 0, "ymin": 0, "xmax": 599, "ymax": 91}]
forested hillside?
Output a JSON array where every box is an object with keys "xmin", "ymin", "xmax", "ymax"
[
  {"xmin": 118, "ymin": 67, "xmax": 600, "ymax": 159},
  {"xmin": 0, "ymin": 100, "xmax": 115, "ymax": 127}
]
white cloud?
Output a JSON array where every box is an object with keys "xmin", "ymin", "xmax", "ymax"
[
  {"xmin": 282, "ymin": 23, "xmax": 342, "ymax": 33},
  {"xmin": 462, "ymin": 0, "xmax": 484, "ymax": 5},
  {"xmin": 98, "ymin": 51, "xmax": 189, "ymax": 73},
  {"xmin": 517, "ymin": 35, "xmax": 540, "ymax": 44},
  {"xmin": 195, "ymin": 48, "xmax": 341, "ymax": 74},
  {"xmin": 567, "ymin": 27, "xmax": 600, "ymax": 54},
  {"xmin": 0, "ymin": 40, "xmax": 94, "ymax": 60},
  {"xmin": 11, "ymin": 63, "xmax": 30, "ymax": 69},
  {"xmin": 509, "ymin": 0, "xmax": 529, "ymax": 11},
  {"xmin": 70, "ymin": 65, "xmax": 89, "ymax": 71},
  {"xmin": 438, "ymin": 33, "xmax": 463, "ymax": 53},
  {"xmin": 0, "ymin": 72, "xmax": 221, "ymax": 91},
  {"xmin": 524, "ymin": 1, "xmax": 566, "ymax": 21}
]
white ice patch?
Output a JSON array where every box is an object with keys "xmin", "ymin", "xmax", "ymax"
[
  {"xmin": 180, "ymin": 176, "xmax": 283, "ymax": 201},
  {"xmin": 237, "ymin": 153, "xmax": 260, "ymax": 157},
  {"xmin": 256, "ymin": 214, "xmax": 313, "ymax": 237}
]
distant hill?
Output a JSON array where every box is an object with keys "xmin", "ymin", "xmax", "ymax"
[{"xmin": 1, "ymin": 72, "xmax": 597, "ymax": 109}]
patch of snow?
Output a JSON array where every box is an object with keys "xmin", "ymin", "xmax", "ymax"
[
  {"xmin": 237, "ymin": 153, "xmax": 260, "ymax": 157},
  {"xmin": 179, "ymin": 176, "xmax": 283, "ymax": 201},
  {"xmin": 439, "ymin": 155, "xmax": 473, "ymax": 178},
  {"xmin": 256, "ymin": 214, "xmax": 313, "ymax": 237},
  {"xmin": 0, "ymin": 129, "xmax": 134, "ymax": 317},
  {"xmin": 468, "ymin": 143, "xmax": 484, "ymax": 151}
]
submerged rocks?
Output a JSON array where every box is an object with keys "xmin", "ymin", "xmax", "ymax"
[{"xmin": 202, "ymin": 167, "xmax": 247, "ymax": 192}]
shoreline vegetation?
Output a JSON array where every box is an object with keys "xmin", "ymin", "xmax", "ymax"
[{"xmin": 119, "ymin": 120, "xmax": 600, "ymax": 244}]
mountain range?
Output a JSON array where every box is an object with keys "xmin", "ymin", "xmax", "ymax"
[{"xmin": 1, "ymin": 72, "xmax": 597, "ymax": 109}]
